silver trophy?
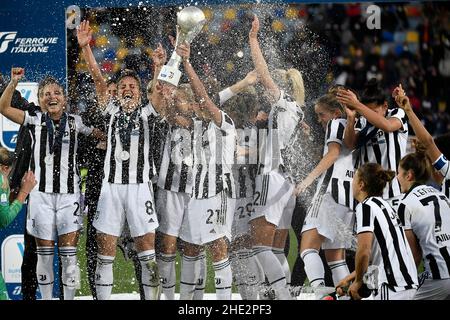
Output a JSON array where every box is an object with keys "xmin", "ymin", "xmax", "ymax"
[{"xmin": 157, "ymin": 6, "xmax": 206, "ymax": 87}]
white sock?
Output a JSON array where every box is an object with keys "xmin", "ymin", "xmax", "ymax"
[
  {"xmin": 95, "ymin": 254, "xmax": 114, "ymax": 300},
  {"xmin": 138, "ymin": 250, "xmax": 160, "ymax": 300},
  {"xmin": 253, "ymin": 246, "xmax": 291, "ymax": 300},
  {"xmin": 213, "ymin": 258, "xmax": 232, "ymax": 300},
  {"xmin": 36, "ymin": 246, "xmax": 54, "ymax": 300},
  {"xmin": 157, "ymin": 253, "xmax": 176, "ymax": 300},
  {"xmin": 300, "ymin": 249, "xmax": 325, "ymax": 288},
  {"xmin": 252, "ymin": 252, "xmax": 267, "ymax": 299},
  {"xmin": 180, "ymin": 254, "xmax": 200, "ymax": 300},
  {"xmin": 246, "ymin": 251, "xmax": 263, "ymax": 300},
  {"xmin": 328, "ymin": 259, "xmax": 350, "ymax": 286},
  {"xmin": 193, "ymin": 252, "xmax": 206, "ymax": 300},
  {"xmin": 230, "ymin": 251, "xmax": 247, "ymax": 300},
  {"xmin": 231, "ymin": 249, "xmax": 261, "ymax": 300},
  {"xmin": 59, "ymin": 246, "xmax": 78, "ymax": 300},
  {"xmin": 273, "ymin": 248, "xmax": 291, "ymax": 286}
]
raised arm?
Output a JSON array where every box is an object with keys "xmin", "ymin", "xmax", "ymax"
[
  {"xmin": 77, "ymin": 20, "xmax": 108, "ymax": 108},
  {"xmin": 231, "ymin": 70, "xmax": 258, "ymax": 94},
  {"xmin": 343, "ymin": 106, "xmax": 358, "ymax": 150},
  {"xmin": 177, "ymin": 42, "xmax": 222, "ymax": 127},
  {"xmin": 394, "ymin": 85, "xmax": 441, "ymax": 162},
  {"xmin": 248, "ymin": 15, "xmax": 280, "ymax": 104},
  {"xmin": 336, "ymin": 88, "xmax": 402, "ymax": 133},
  {"xmin": 150, "ymin": 43, "xmax": 169, "ymax": 116},
  {"xmin": 218, "ymin": 70, "xmax": 258, "ymax": 106},
  {"xmin": 0, "ymin": 68, "xmax": 26, "ymax": 124},
  {"xmin": 294, "ymin": 142, "xmax": 341, "ymax": 195}
]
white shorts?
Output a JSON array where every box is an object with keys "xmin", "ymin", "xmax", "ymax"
[
  {"xmin": 302, "ymin": 192, "xmax": 355, "ymax": 250},
  {"xmin": 373, "ymin": 285, "xmax": 417, "ymax": 300},
  {"xmin": 26, "ymin": 191, "xmax": 83, "ymax": 241},
  {"xmin": 93, "ymin": 182, "xmax": 159, "ymax": 238},
  {"xmin": 231, "ymin": 197, "xmax": 254, "ymax": 240},
  {"xmin": 180, "ymin": 191, "xmax": 236, "ymax": 245},
  {"xmin": 414, "ymin": 278, "xmax": 450, "ymax": 300},
  {"xmin": 156, "ymin": 188, "xmax": 190, "ymax": 237},
  {"xmin": 250, "ymin": 170, "xmax": 296, "ymax": 229}
]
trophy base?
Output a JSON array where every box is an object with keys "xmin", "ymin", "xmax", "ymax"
[{"xmin": 157, "ymin": 65, "xmax": 182, "ymax": 87}]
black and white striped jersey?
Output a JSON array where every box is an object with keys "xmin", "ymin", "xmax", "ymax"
[
  {"xmin": 433, "ymin": 154, "xmax": 450, "ymax": 198},
  {"xmin": 257, "ymin": 90, "xmax": 304, "ymax": 176},
  {"xmin": 231, "ymin": 122, "xmax": 258, "ymax": 199},
  {"xmin": 354, "ymin": 108, "xmax": 408, "ymax": 198},
  {"xmin": 102, "ymin": 101, "xmax": 158, "ymax": 184},
  {"xmin": 157, "ymin": 125, "xmax": 194, "ymax": 194},
  {"xmin": 145, "ymin": 102, "xmax": 169, "ymax": 180},
  {"xmin": 356, "ymin": 197, "xmax": 418, "ymax": 291},
  {"xmin": 314, "ymin": 118, "xmax": 356, "ymax": 210},
  {"xmin": 24, "ymin": 111, "xmax": 93, "ymax": 194},
  {"xmin": 397, "ymin": 184, "xmax": 450, "ymax": 279},
  {"xmin": 192, "ymin": 110, "xmax": 237, "ymax": 199}
]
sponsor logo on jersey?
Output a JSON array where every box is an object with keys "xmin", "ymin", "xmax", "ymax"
[{"xmin": 436, "ymin": 233, "xmax": 450, "ymax": 244}]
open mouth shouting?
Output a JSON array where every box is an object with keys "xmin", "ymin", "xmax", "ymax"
[
  {"xmin": 123, "ymin": 93, "xmax": 133, "ymax": 100},
  {"xmin": 47, "ymin": 101, "xmax": 59, "ymax": 108}
]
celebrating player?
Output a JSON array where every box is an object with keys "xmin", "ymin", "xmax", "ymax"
[
  {"xmin": 176, "ymin": 41, "xmax": 237, "ymax": 300},
  {"xmin": 78, "ymin": 20, "xmax": 162, "ymax": 300},
  {"xmin": 396, "ymin": 150, "xmax": 450, "ymax": 299},
  {"xmin": 0, "ymin": 67, "xmax": 104, "ymax": 300},
  {"xmin": 247, "ymin": 14, "xmax": 305, "ymax": 299},
  {"xmin": 337, "ymin": 79, "xmax": 408, "ymax": 208},
  {"xmin": 337, "ymin": 163, "xmax": 418, "ymax": 300},
  {"xmin": 296, "ymin": 93, "xmax": 355, "ymax": 290}
]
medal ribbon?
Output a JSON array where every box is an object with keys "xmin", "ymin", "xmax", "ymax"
[
  {"xmin": 117, "ymin": 108, "xmax": 139, "ymax": 151},
  {"xmin": 46, "ymin": 112, "xmax": 67, "ymax": 154}
]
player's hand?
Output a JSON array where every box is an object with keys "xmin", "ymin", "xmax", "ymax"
[
  {"xmin": 244, "ymin": 70, "xmax": 258, "ymax": 86},
  {"xmin": 77, "ymin": 20, "xmax": 93, "ymax": 48},
  {"xmin": 335, "ymin": 275, "xmax": 352, "ymax": 296},
  {"xmin": 152, "ymin": 43, "xmax": 167, "ymax": 67},
  {"xmin": 300, "ymin": 120, "xmax": 311, "ymax": 136},
  {"xmin": 294, "ymin": 181, "xmax": 309, "ymax": 196},
  {"xmin": 176, "ymin": 42, "xmax": 190, "ymax": 62},
  {"xmin": 395, "ymin": 94, "xmax": 412, "ymax": 112},
  {"xmin": 11, "ymin": 67, "xmax": 25, "ymax": 83},
  {"xmin": 256, "ymin": 111, "xmax": 268, "ymax": 122},
  {"xmin": 335, "ymin": 88, "xmax": 359, "ymax": 109},
  {"xmin": 249, "ymin": 14, "xmax": 260, "ymax": 39},
  {"xmin": 344, "ymin": 105, "xmax": 357, "ymax": 119},
  {"xmin": 169, "ymin": 27, "xmax": 177, "ymax": 48},
  {"xmin": 348, "ymin": 280, "xmax": 363, "ymax": 300},
  {"xmin": 20, "ymin": 171, "xmax": 37, "ymax": 194},
  {"xmin": 392, "ymin": 84, "xmax": 405, "ymax": 99}
]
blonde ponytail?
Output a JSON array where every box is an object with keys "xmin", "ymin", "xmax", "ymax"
[
  {"xmin": 273, "ymin": 68, "xmax": 305, "ymax": 106},
  {"xmin": 286, "ymin": 68, "xmax": 305, "ymax": 105}
]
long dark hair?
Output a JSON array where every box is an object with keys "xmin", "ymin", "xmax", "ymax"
[
  {"xmin": 360, "ymin": 78, "xmax": 386, "ymax": 105},
  {"xmin": 400, "ymin": 151, "xmax": 431, "ymax": 185},
  {"xmin": 358, "ymin": 163, "xmax": 395, "ymax": 197}
]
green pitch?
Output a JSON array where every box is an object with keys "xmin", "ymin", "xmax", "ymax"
[{"xmin": 75, "ymin": 218, "xmax": 299, "ymax": 296}]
